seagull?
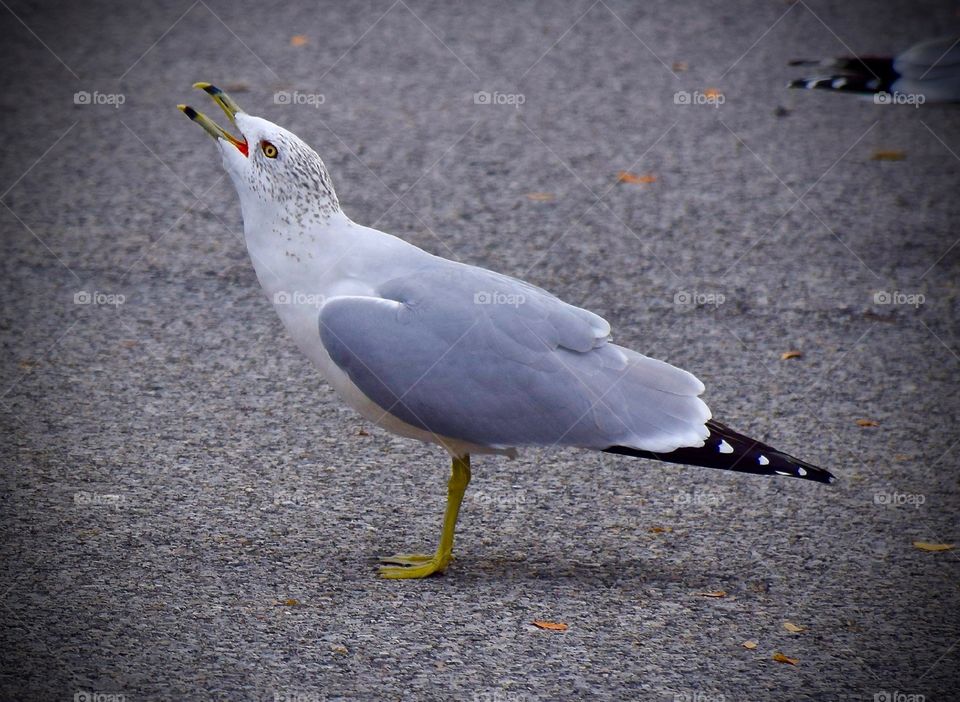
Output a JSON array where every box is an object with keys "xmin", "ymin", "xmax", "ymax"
[
  {"xmin": 788, "ymin": 35, "xmax": 960, "ymax": 102},
  {"xmin": 179, "ymin": 83, "xmax": 836, "ymax": 579}
]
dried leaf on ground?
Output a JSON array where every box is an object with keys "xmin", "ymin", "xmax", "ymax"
[
  {"xmin": 773, "ymin": 652, "xmax": 799, "ymax": 665},
  {"xmin": 783, "ymin": 622, "xmax": 805, "ymax": 633},
  {"xmin": 617, "ymin": 171, "xmax": 657, "ymax": 184},
  {"xmin": 742, "ymin": 640, "xmax": 758, "ymax": 650},
  {"xmin": 856, "ymin": 419, "xmax": 879, "ymax": 427},
  {"xmin": 780, "ymin": 350, "xmax": 803, "ymax": 360},
  {"xmin": 290, "ymin": 35, "xmax": 309, "ymax": 47},
  {"xmin": 532, "ymin": 620, "xmax": 569, "ymax": 631},
  {"xmin": 697, "ymin": 591, "xmax": 727, "ymax": 598},
  {"xmin": 871, "ymin": 149, "xmax": 906, "ymax": 161},
  {"xmin": 525, "ymin": 192, "xmax": 555, "ymax": 201},
  {"xmin": 913, "ymin": 541, "xmax": 954, "ymax": 552}
]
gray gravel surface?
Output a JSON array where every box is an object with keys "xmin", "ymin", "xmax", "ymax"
[{"xmin": 2, "ymin": 1, "xmax": 959, "ymax": 700}]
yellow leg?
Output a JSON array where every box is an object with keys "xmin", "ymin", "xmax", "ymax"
[{"xmin": 379, "ymin": 454, "xmax": 471, "ymax": 579}]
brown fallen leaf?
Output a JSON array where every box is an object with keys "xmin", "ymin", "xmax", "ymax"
[
  {"xmin": 697, "ymin": 591, "xmax": 727, "ymax": 598},
  {"xmin": 617, "ymin": 171, "xmax": 657, "ymax": 184},
  {"xmin": 672, "ymin": 61, "xmax": 689, "ymax": 72},
  {"xmin": 329, "ymin": 644, "xmax": 348, "ymax": 654},
  {"xmin": 703, "ymin": 88, "xmax": 723, "ymax": 99},
  {"xmin": 773, "ymin": 652, "xmax": 799, "ymax": 665},
  {"xmin": 783, "ymin": 622, "xmax": 805, "ymax": 633},
  {"xmin": 282, "ymin": 598, "xmax": 300, "ymax": 606},
  {"xmin": 648, "ymin": 526, "xmax": 672, "ymax": 533},
  {"xmin": 780, "ymin": 350, "xmax": 803, "ymax": 360},
  {"xmin": 533, "ymin": 620, "xmax": 569, "ymax": 631},
  {"xmin": 871, "ymin": 149, "xmax": 906, "ymax": 161},
  {"xmin": 525, "ymin": 192, "xmax": 555, "ymax": 202},
  {"xmin": 856, "ymin": 419, "xmax": 879, "ymax": 427},
  {"xmin": 290, "ymin": 35, "xmax": 309, "ymax": 47},
  {"xmin": 913, "ymin": 541, "xmax": 955, "ymax": 552},
  {"xmin": 357, "ymin": 428, "xmax": 370, "ymax": 436},
  {"xmin": 18, "ymin": 359, "xmax": 40, "ymax": 371},
  {"xmin": 742, "ymin": 640, "xmax": 758, "ymax": 650}
]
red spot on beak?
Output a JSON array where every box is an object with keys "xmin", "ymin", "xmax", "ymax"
[{"xmin": 221, "ymin": 132, "xmax": 248, "ymax": 157}]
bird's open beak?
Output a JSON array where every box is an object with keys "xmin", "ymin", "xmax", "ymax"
[{"xmin": 178, "ymin": 82, "xmax": 249, "ymax": 157}]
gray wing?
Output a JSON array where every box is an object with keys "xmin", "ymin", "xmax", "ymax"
[{"xmin": 318, "ymin": 258, "xmax": 710, "ymax": 453}]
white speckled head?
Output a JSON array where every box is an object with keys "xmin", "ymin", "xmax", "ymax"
[
  {"xmin": 220, "ymin": 112, "xmax": 341, "ymax": 229},
  {"xmin": 180, "ymin": 84, "xmax": 342, "ymax": 233}
]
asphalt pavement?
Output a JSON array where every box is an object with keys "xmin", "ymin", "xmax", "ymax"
[{"xmin": 1, "ymin": 0, "xmax": 959, "ymax": 700}]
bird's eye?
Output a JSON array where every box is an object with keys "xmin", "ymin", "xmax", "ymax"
[{"xmin": 261, "ymin": 141, "xmax": 278, "ymax": 158}]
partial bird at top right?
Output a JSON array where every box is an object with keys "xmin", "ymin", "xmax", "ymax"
[{"xmin": 788, "ymin": 35, "xmax": 960, "ymax": 103}]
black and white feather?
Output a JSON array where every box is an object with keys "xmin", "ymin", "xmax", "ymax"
[
  {"xmin": 605, "ymin": 420, "xmax": 835, "ymax": 484},
  {"xmin": 788, "ymin": 36, "xmax": 960, "ymax": 103}
]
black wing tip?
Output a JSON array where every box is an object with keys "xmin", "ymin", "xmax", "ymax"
[
  {"xmin": 787, "ymin": 76, "xmax": 880, "ymax": 94},
  {"xmin": 605, "ymin": 444, "xmax": 837, "ymax": 485},
  {"xmin": 788, "ymin": 56, "xmax": 898, "ymax": 95},
  {"xmin": 785, "ymin": 461, "xmax": 837, "ymax": 485},
  {"xmin": 604, "ymin": 419, "xmax": 837, "ymax": 486}
]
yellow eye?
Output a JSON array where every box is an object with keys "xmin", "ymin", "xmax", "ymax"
[{"xmin": 261, "ymin": 141, "xmax": 278, "ymax": 158}]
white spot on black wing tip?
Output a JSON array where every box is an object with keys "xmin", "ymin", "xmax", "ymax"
[
  {"xmin": 757, "ymin": 454, "xmax": 770, "ymax": 466},
  {"xmin": 718, "ymin": 439, "xmax": 734, "ymax": 454},
  {"xmin": 797, "ymin": 467, "xmax": 808, "ymax": 477}
]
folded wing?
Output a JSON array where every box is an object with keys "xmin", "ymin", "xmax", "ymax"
[{"xmin": 318, "ymin": 259, "xmax": 710, "ymax": 453}]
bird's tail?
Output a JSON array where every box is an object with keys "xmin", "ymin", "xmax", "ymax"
[
  {"xmin": 787, "ymin": 56, "xmax": 898, "ymax": 95},
  {"xmin": 605, "ymin": 419, "xmax": 836, "ymax": 484}
]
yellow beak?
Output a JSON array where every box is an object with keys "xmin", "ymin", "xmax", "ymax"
[{"xmin": 178, "ymin": 82, "xmax": 248, "ymax": 156}]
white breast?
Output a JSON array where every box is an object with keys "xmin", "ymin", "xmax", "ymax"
[{"xmin": 243, "ymin": 215, "xmax": 515, "ymax": 458}]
